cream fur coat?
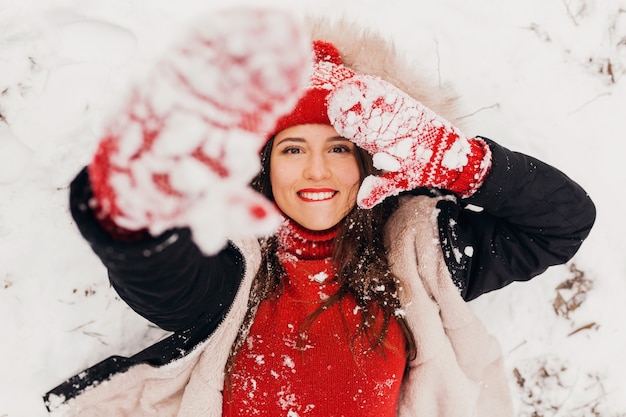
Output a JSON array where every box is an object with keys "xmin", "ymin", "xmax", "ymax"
[{"xmin": 48, "ymin": 196, "xmax": 514, "ymax": 416}]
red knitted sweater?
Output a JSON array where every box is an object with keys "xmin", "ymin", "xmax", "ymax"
[{"xmin": 223, "ymin": 220, "xmax": 407, "ymax": 417}]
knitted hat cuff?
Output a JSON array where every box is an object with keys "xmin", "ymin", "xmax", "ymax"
[
  {"xmin": 267, "ymin": 41, "xmax": 354, "ymax": 138},
  {"xmin": 270, "ymin": 88, "xmax": 331, "ymax": 136}
]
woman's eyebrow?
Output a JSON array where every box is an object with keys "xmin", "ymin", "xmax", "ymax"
[
  {"xmin": 328, "ymin": 136, "xmax": 350, "ymax": 142},
  {"xmin": 274, "ymin": 136, "xmax": 350, "ymax": 146},
  {"xmin": 274, "ymin": 136, "xmax": 349, "ymax": 146},
  {"xmin": 274, "ymin": 137, "xmax": 306, "ymax": 146}
]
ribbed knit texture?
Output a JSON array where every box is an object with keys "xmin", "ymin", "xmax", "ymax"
[{"xmin": 223, "ymin": 220, "xmax": 406, "ymax": 417}]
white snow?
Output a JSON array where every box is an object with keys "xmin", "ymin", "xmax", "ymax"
[
  {"xmin": 310, "ymin": 271, "xmax": 329, "ymax": 283},
  {"xmin": 0, "ymin": 124, "xmax": 32, "ymax": 183},
  {"xmin": 0, "ymin": 0, "xmax": 625, "ymax": 416}
]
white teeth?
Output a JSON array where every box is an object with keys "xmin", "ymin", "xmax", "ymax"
[{"xmin": 299, "ymin": 191, "xmax": 335, "ymax": 201}]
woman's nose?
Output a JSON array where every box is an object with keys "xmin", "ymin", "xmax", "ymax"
[{"xmin": 303, "ymin": 154, "xmax": 331, "ymax": 180}]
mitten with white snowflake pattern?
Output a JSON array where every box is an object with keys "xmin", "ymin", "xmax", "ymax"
[
  {"xmin": 88, "ymin": 9, "xmax": 311, "ymax": 253},
  {"xmin": 327, "ymin": 74, "xmax": 492, "ymax": 209}
]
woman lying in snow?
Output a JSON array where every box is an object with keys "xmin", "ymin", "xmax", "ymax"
[{"xmin": 44, "ymin": 8, "xmax": 595, "ymax": 417}]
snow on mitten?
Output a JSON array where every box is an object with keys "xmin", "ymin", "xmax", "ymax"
[
  {"xmin": 88, "ymin": 9, "xmax": 311, "ymax": 253},
  {"xmin": 327, "ymin": 74, "xmax": 492, "ymax": 209}
]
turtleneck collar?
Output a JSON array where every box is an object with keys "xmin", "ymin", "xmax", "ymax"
[{"xmin": 276, "ymin": 218, "xmax": 339, "ymax": 260}]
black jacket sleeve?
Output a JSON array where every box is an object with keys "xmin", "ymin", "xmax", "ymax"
[
  {"xmin": 437, "ymin": 138, "xmax": 596, "ymax": 301},
  {"xmin": 69, "ymin": 168, "xmax": 245, "ymax": 332}
]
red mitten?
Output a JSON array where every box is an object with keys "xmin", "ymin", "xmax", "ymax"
[
  {"xmin": 327, "ymin": 74, "xmax": 492, "ymax": 209},
  {"xmin": 88, "ymin": 9, "xmax": 311, "ymax": 253}
]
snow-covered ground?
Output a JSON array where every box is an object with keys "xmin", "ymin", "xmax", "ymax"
[{"xmin": 1, "ymin": 0, "xmax": 624, "ymax": 416}]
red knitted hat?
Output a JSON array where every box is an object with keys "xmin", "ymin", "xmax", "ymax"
[{"xmin": 269, "ymin": 40, "xmax": 355, "ymax": 137}]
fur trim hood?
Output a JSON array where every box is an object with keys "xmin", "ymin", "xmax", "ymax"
[{"xmin": 305, "ymin": 16, "xmax": 462, "ymax": 126}]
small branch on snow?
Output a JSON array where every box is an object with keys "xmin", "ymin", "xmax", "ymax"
[
  {"xmin": 568, "ymin": 394, "xmax": 608, "ymax": 416},
  {"xmin": 567, "ymin": 92, "xmax": 612, "ymax": 115},
  {"xmin": 552, "ymin": 386, "xmax": 578, "ymax": 417},
  {"xmin": 433, "ymin": 37, "xmax": 442, "ymax": 88},
  {"xmin": 82, "ymin": 331, "xmax": 109, "ymax": 346},
  {"xmin": 513, "ymin": 367, "xmax": 525, "ymax": 387},
  {"xmin": 65, "ymin": 320, "xmax": 96, "ymax": 333},
  {"xmin": 523, "ymin": 23, "xmax": 552, "ymax": 42},
  {"xmin": 456, "ymin": 103, "xmax": 500, "ymax": 120},
  {"xmin": 607, "ymin": 60, "xmax": 616, "ymax": 84},
  {"xmin": 562, "ymin": 0, "xmax": 580, "ymax": 26},
  {"xmin": 508, "ymin": 339, "xmax": 528, "ymax": 354},
  {"xmin": 567, "ymin": 322, "xmax": 598, "ymax": 336}
]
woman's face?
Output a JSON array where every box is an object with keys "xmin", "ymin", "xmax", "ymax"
[{"xmin": 270, "ymin": 124, "xmax": 361, "ymax": 231}]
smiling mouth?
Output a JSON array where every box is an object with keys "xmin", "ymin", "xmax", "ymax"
[{"xmin": 298, "ymin": 191, "xmax": 337, "ymax": 201}]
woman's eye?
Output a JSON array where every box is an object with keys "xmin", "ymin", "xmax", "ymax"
[
  {"xmin": 331, "ymin": 145, "xmax": 351, "ymax": 153},
  {"xmin": 282, "ymin": 147, "xmax": 302, "ymax": 154}
]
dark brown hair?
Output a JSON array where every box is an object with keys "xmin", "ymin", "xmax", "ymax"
[{"xmin": 225, "ymin": 136, "xmax": 416, "ymax": 388}]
